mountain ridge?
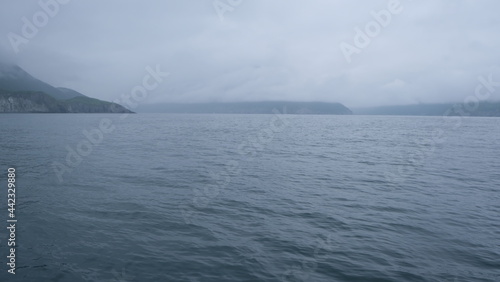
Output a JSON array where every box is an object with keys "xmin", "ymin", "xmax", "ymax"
[
  {"xmin": 138, "ymin": 101, "xmax": 353, "ymax": 115},
  {"xmin": 353, "ymin": 102, "xmax": 500, "ymax": 117},
  {"xmin": 0, "ymin": 62, "xmax": 132, "ymax": 113}
]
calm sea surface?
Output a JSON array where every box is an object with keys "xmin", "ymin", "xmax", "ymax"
[{"xmin": 0, "ymin": 114, "xmax": 499, "ymax": 282}]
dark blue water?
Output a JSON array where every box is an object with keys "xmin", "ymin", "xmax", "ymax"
[{"xmin": 0, "ymin": 113, "xmax": 499, "ymax": 282}]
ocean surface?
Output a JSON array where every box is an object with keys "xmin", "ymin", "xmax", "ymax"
[{"xmin": 0, "ymin": 113, "xmax": 499, "ymax": 282}]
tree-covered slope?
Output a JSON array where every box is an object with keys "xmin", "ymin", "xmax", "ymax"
[{"xmin": 0, "ymin": 90, "xmax": 132, "ymax": 113}]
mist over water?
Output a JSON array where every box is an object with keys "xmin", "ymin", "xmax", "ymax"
[
  {"xmin": 1, "ymin": 1, "xmax": 500, "ymax": 281},
  {"xmin": 0, "ymin": 114, "xmax": 499, "ymax": 281}
]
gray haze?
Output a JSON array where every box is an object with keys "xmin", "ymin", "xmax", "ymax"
[{"xmin": 1, "ymin": 0, "xmax": 500, "ymax": 107}]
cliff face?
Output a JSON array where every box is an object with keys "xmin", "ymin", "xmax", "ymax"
[
  {"xmin": 0, "ymin": 96, "xmax": 51, "ymax": 112},
  {"xmin": 0, "ymin": 91, "xmax": 132, "ymax": 113}
]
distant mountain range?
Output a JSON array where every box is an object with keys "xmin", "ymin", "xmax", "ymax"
[
  {"xmin": 138, "ymin": 101, "xmax": 353, "ymax": 115},
  {"xmin": 354, "ymin": 102, "xmax": 500, "ymax": 117},
  {"xmin": 3, "ymin": 62, "xmax": 497, "ymax": 116},
  {"xmin": 0, "ymin": 63, "xmax": 132, "ymax": 113}
]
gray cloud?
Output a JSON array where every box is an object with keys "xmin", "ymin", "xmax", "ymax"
[{"xmin": 1, "ymin": 0, "xmax": 499, "ymax": 107}]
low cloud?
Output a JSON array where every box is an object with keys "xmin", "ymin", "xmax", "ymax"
[{"xmin": 1, "ymin": 0, "xmax": 499, "ymax": 107}]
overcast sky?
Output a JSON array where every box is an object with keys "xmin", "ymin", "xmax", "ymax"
[{"xmin": 1, "ymin": 0, "xmax": 499, "ymax": 107}]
